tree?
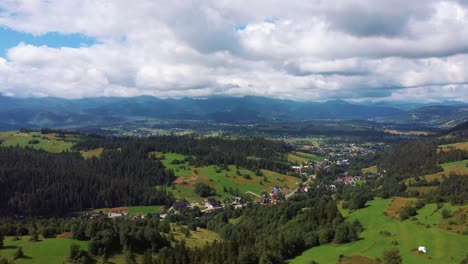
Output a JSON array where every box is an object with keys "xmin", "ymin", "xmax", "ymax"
[
  {"xmin": 142, "ymin": 250, "xmax": 153, "ymax": 264},
  {"xmin": 0, "ymin": 231, "xmax": 4, "ymax": 248},
  {"xmin": 194, "ymin": 182, "xmax": 216, "ymax": 197},
  {"xmin": 334, "ymin": 223, "xmax": 350, "ymax": 243},
  {"xmin": 441, "ymin": 209, "xmax": 452, "ymax": 219},
  {"xmin": 0, "ymin": 257, "xmax": 8, "ymax": 264},
  {"xmin": 382, "ymin": 248, "xmax": 402, "ymax": 264},
  {"xmin": 14, "ymin": 247, "xmax": 25, "ymax": 259},
  {"xmin": 399, "ymin": 205, "xmax": 417, "ymax": 220},
  {"xmin": 70, "ymin": 244, "xmax": 81, "ymax": 260}
]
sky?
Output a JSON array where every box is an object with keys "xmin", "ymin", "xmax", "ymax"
[{"xmin": 0, "ymin": 0, "xmax": 468, "ymax": 102}]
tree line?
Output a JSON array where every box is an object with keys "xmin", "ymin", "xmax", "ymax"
[{"xmin": 0, "ymin": 146, "xmax": 175, "ymax": 216}]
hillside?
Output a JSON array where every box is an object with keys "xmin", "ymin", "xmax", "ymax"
[{"xmin": 290, "ymin": 198, "xmax": 468, "ymax": 264}]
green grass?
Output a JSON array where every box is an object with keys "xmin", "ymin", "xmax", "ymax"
[
  {"xmin": 290, "ymin": 199, "xmax": 468, "ymax": 264},
  {"xmin": 0, "ymin": 131, "xmax": 79, "ymax": 153},
  {"xmin": 171, "ymin": 185, "xmax": 203, "ymax": 201},
  {"xmin": 362, "ymin": 165, "xmax": 378, "ymax": 174},
  {"xmin": 81, "ymin": 147, "xmax": 104, "ymax": 159},
  {"xmin": 0, "ymin": 236, "xmax": 88, "ymax": 264},
  {"xmin": 170, "ymin": 164, "xmax": 300, "ymax": 201},
  {"xmin": 158, "ymin": 152, "xmax": 301, "ymax": 201},
  {"xmin": 170, "ymin": 224, "xmax": 222, "ymax": 248},
  {"xmin": 282, "ymin": 137, "xmax": 320, "ymax": 147},
  {"xmin": 158, "ymin": 152, "xmax": 193, "ymax": 176},
  {"xmin": 288, "ymin": 151, "xmax": 324, "ymax": 163},
  {"xmin": 128, "ymin": 205, "xmax": 163, "ymax": 216}
]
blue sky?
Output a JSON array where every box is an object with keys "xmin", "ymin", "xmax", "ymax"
[{"xmin": 0, "ymin": 26, "xmax": 95, "ymax": 57}]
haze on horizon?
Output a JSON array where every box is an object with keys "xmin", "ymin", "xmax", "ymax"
[{"xmin": 0, "ymin": 0, "xmax": 468, "ymax": 102}]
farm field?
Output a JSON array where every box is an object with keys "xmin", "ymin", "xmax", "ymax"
[
  {"xmin": 361, "ymin": 165, "xmax": 378, "ymax": 174},
  {"xmin": 281, "ymin": 137, "xmax": 321, "ymax": 147},
  {"xmin": 384, "ymin": 129, "xmax": 436, "ymax": 136},
  {"xmin": 438, "ymin": 141, "xmax": 468, "ymax": 152},
  {"xmin": 0, "ymin": 236, "xmax": 88, "ymax": 264},
  {"xmin": 159, "ymin": 152, "xmax": 301, "ymax": 201},
  {"xmin": 290, "ymin": 198, "xmax": 468, "ymax": 264},
  {"xmin": 0, "ymin": 131, "xmax": 79, "ymax": 153},
  {"xmin": 287, "ymin": 151, "xmax": 324, "ymax": 163}
]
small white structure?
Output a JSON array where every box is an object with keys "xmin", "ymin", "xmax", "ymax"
[{"xmin": 418, "ymin": 246, "xmax": 427, "ymax": 254}]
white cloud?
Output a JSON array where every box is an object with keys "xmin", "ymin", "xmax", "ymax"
[{"xmin": 0, "ymin": 0, "xmax": 467, "ymax": 101}]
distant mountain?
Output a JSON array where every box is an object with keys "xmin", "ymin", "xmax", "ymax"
[
  {"xmin": 0, "ymin": 95, "xmax": 466, "ymax": 130},
  {"xmin": 378, "ymin": 105, "xmax": 468, "ymax": 128}
]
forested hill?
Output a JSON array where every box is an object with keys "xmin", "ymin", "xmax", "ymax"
[
  {"xmin": 0, "ymin": 135, "xmax": 291, "ymax": 216},
  {"xmin": 75, "ymin": 135, "xmax": 292, "ymax": 172},
  {"xmin": 445, "ymin": 120, "xmax": 468, "ymax": 137}
]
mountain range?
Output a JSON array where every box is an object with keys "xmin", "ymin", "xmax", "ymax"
[{"xmin": 0, "ymin": 95, "xmax": 466, "ymax": 130}]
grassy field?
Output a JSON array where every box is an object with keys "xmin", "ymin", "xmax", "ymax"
[
  {"xmin": 439, "ymin": 142, "xmax": 468, "ymax": 152},
  {"xmin": 171, "ymin": 224, "xmax": 222, "ymax": 248},
  {"xmin": 288, "ymin": 151, "xmax": 324, "ymax": 163},
  {"xmin": 159, "ymin": 152, "xmax": 301, "ymax": 201},
  {"xmin": 0, "ymin": 131, "xmax": 79, "ymax": 153},
  {"xmin": 290, "ymin": 199, "xmax": 468, "ymax": 264},
  {"xmin": 128, "ymin": 205, "xmax": 163, "ymax": 216},
  {"xmin": 415, "ymin": 203, "xmax": 468, "ymax": 234},
  {"xmin": 384, "ymin": 129, "xmax": 436, "ymax": 136},
  {"xmin": 81, "ymin": 147, "xmax": 104, "ymax": 159},
  {"xmin": 0, "ymin": 236, "xmax": 88, "ymax": 264},
  {"xmin": 362, "ymin": 165, "xmax": 378, "ymax": 174},
  {"xmin": 172, "ymin": 164, "xmax": 301, "ymax": 201},
  {"xmin": 405, "ymin": 159, "xmax": 468, "ymax": 186},
  {"xmin": 157, "ymin": 152, "xmax": 193, "ymax": 176}
]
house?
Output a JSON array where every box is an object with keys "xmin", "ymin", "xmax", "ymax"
[
  {"xmin": 108, "ymin": 212, "xmax": 126, "ymax": 219},
  {"xmin": 173, "ymin": 198, "xmax": 190, "ymax": 212},
  {"xmin": 270, "ymin": 185, "xmax": 280, "ymax": 199},
  {"xmin": 234, "ymin": 197, "xmax": 242, "ymax": 204},
  {"xmin": 336, "ymin": 176, "xmax": 355, "ymax": 185},
  {"xmin": 261, "ymin": 193, "xmax": 270, "ymax": 204},
  {"xmin": 206, "ymin": 198, "xmax": 222, "ymax": 209}
]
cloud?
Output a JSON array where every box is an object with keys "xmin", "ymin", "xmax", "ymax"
[{"xmin": 0, "ymin": 0, "xmax": 467, "ymax": 102}]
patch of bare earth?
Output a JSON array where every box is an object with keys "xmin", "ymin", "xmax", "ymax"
[
  {"xmin": 57, "ymin": 232, "xmax": 72, "ymax": 238},
  {"xmin": 386, "ymin": 197, "xmax": 415, "ymax": 218},
  {"xmin": 338, "ymin": 255, "xmax": 377, "ymax": 264}
]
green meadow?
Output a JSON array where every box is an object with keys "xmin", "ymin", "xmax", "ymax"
[
  {"xmin": 288, "ymin": 151, "xmax": 324, "ymax": 163},
  {"xmin": 159, "ymin": 152, "xmax": 301, "ymax": 201},
  {"xmin": 0, "ymin": 131, "xmax": 79, "ymax": 153},
  {"xmin": 81, "ymin": 147, "xmax": 104, "ymax": 159},
  {"xmin": 0, "ymin": 236, "xmax": 88, "ymax": 264},
  {"xmin": 128, "ymin": 205, "xmax": 163, "ymax": 216},
  {"xmin": 361, "ymin": 165, "xmax": 378, "ymax": 174},
  {"xmin": 290, "ymin": 199, "xmax": 468, "ymax": 264}
]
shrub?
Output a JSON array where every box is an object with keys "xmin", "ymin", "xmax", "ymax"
[{"xmin": 399, "ymin": 205, "xmax": 417, "ymax": 220}]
